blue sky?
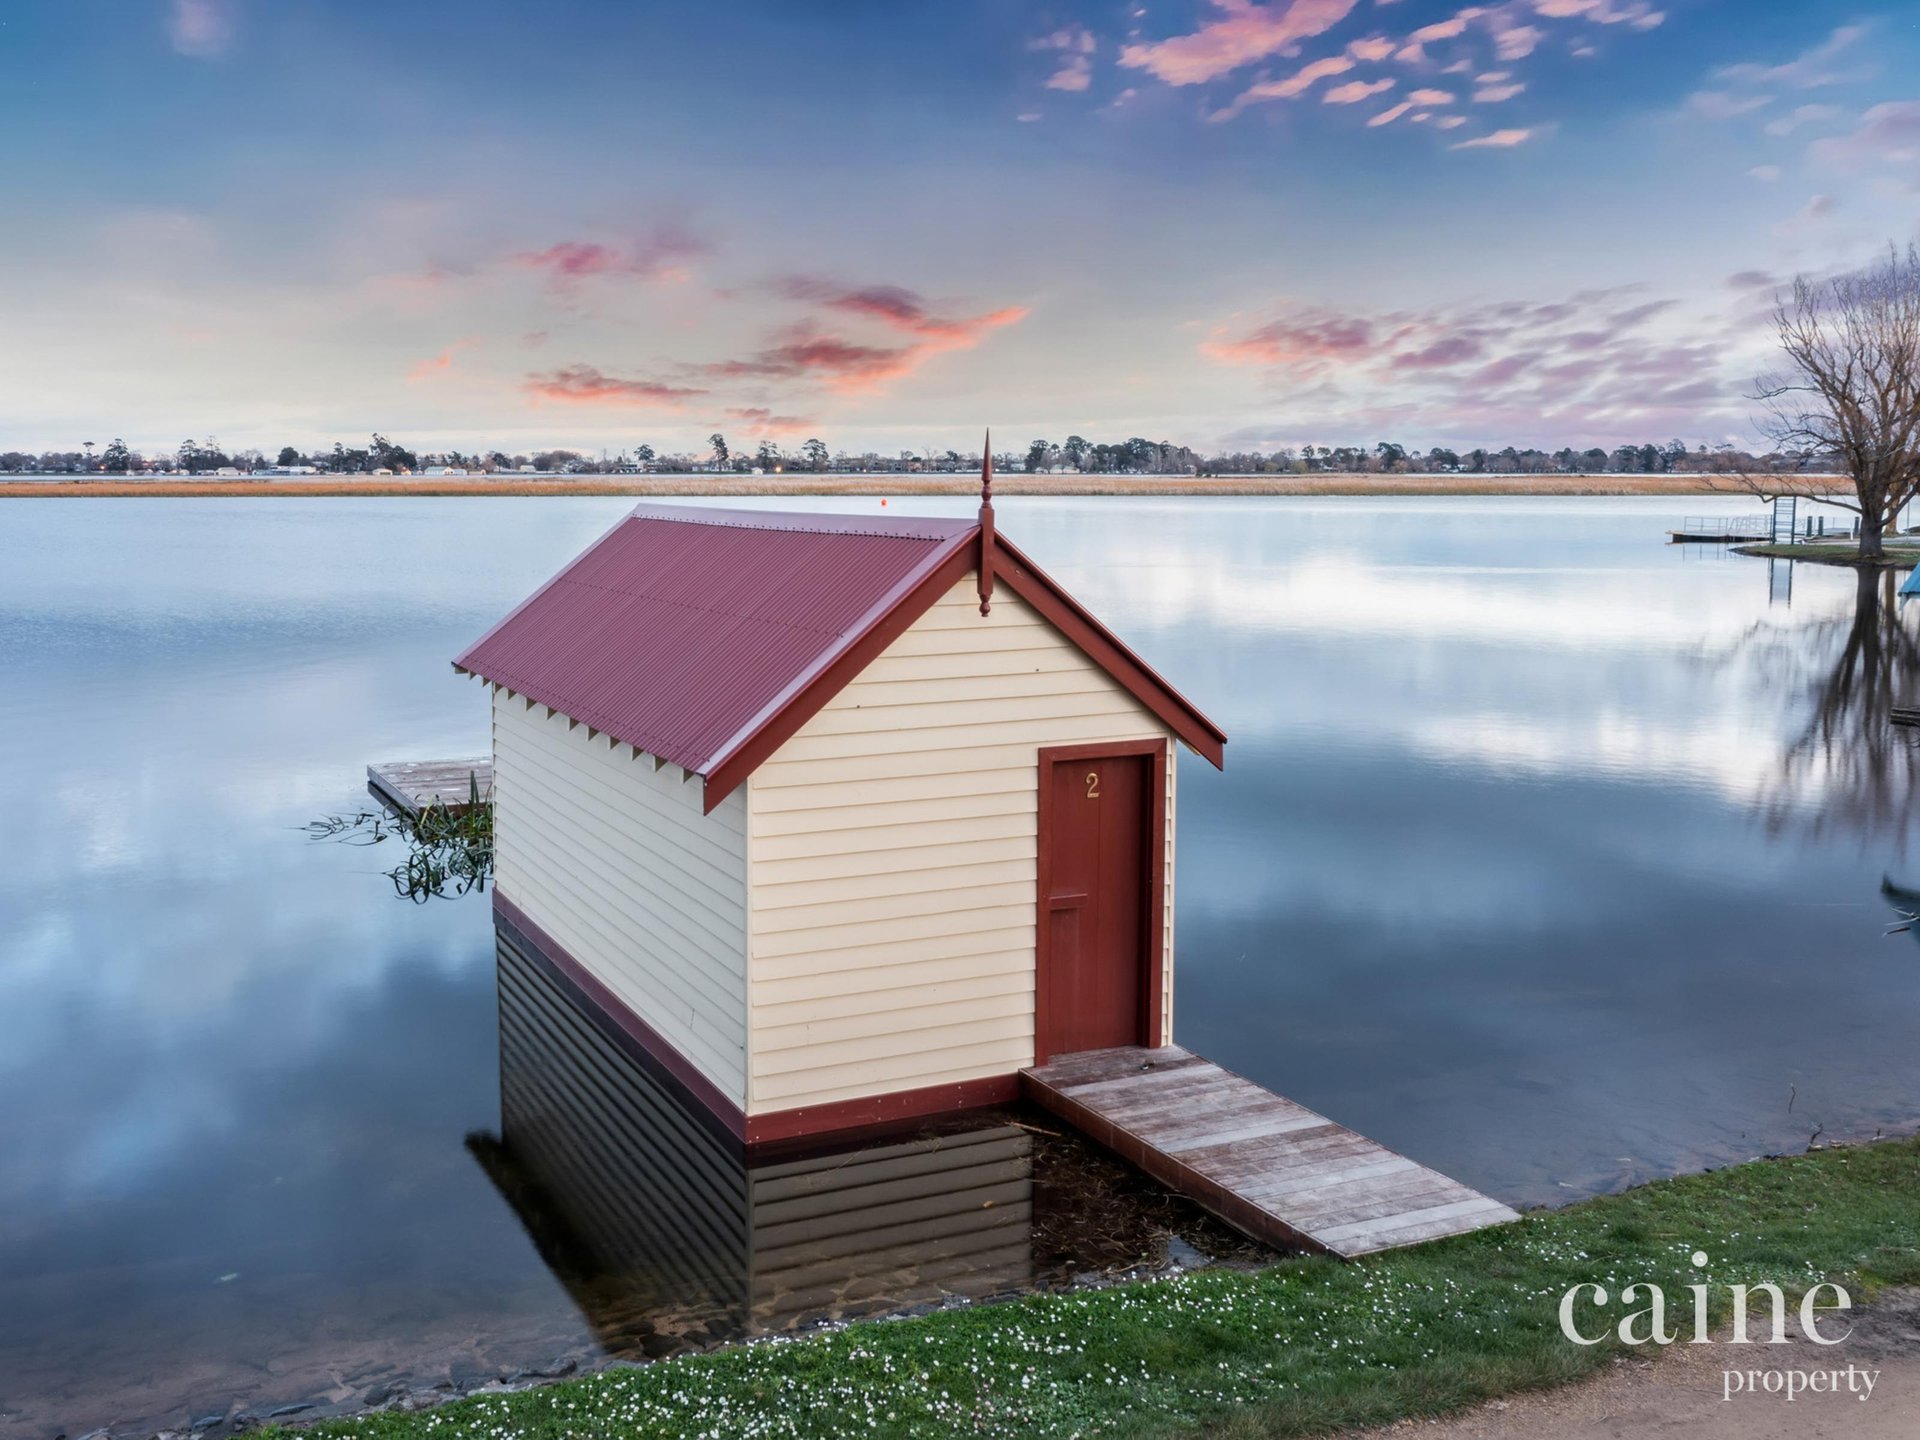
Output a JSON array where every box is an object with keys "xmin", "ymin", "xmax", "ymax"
[{"xmin": 2, "ymin": 0, "xmax": 1917, "ymax": 455}]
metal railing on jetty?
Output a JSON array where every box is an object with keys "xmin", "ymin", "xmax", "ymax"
[{"xmin": 1669, "ymin": 503, "xmax": 1850, "ymax": 545}]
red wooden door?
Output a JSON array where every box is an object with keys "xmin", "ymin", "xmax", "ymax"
[{"xmin": 1040, "ymin": 751, "xmax": 1150, "ymax": 1058}]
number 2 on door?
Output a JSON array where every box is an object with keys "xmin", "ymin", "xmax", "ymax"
[{"xmin": 1085, "ymin": 770, "xmax": 1100, "ymax": 799}]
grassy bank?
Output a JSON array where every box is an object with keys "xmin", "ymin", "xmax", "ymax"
[
  {"xmin": 0, "ymin": 474, "xmax": 1847, "ymax": 500},
  {"xmin": 284, "ymin": 1138, "xmax": 1920, "ymax": 1440},
  {"xmin": 1734, "ymin": 541, "xmax": 1920, "ymax": 567}
]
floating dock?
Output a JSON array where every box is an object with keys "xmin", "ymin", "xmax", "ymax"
[
  {"xmin": 1667, "ymin": 520, "xmax": 1772, "ymax": 543},
  {"xmin": 367, "ymin": 757, "xmax": 492, "ymax": 819},
  {"xmin": 1022, "ymin": 1045, "xmax": 1519, "ymax": 1257}
]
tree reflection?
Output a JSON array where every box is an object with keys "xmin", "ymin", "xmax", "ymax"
[{"xmin": 1744, "ymin": 565, "xmax": 1920, "ymax": 846}]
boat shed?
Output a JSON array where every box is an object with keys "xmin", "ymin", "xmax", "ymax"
[{"xmin": 454, "ymin": 469, "xmax": 1226, "ymax": 1149}]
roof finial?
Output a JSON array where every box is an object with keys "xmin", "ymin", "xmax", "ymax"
[{"xmin": 977, "ymin": 428, "xmax": 995, "ymax": 617}]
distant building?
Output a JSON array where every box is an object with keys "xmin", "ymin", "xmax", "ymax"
[
  {"xmin": 214, "ymin": 467, "xmax": 241, "ymax": 477},
  {"xmin": 424, "ymin": 466, "xmax": 470, "ymax": 477}
]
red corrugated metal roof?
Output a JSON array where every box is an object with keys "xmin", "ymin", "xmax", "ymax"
[
  {"xmin": 454, "ymin": 505, "xmax": 977, "ymax": 779},
  {"xmin": 455, "ymin": 501, "xmax": 1227, "ymax": 811}
]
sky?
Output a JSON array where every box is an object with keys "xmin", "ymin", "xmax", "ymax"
[{"xmin": 2, "ymin": 0, "xmax": 1918, "ymax": 457}]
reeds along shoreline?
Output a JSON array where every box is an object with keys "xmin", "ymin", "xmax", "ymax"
[{"xmin": 0, "ymin": 473, "xmax": 1850, "ymax": 499}]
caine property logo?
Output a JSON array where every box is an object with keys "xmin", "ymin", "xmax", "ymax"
[{"xmin": 1558, "ymin": 1250, "xmax": 1877, "ymax": 1404}]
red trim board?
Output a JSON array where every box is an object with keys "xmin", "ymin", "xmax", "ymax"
[{"xmin": 492, "ymin": 892, "xmax": 1019, "ymax": 1154}]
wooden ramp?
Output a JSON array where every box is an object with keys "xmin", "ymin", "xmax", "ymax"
[
  {"xmin": 367, "ymin": 757, "xmax": 492, "ymax": 820},
  {"xmin": 1022, "ymin": 1046, "xmax": 1518, "ymax": 1258}
]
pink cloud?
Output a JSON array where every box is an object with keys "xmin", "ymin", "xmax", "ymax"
[
  {"xmin": 1106, "ymin": 0, "xmax": 1667, "ymax": 145},
  {"xmin": 1490, "ymin": 20, "xmax": 1543, "ymax": 59},
  {"xmin": 1392, "ymin": 334, "xmax": 1486, "ymax": 368},
  {"xmin": 1529, "ymin": 0, "xmax": 1663, "ymax": 23},
  {"xmin": 1368, "ymin": 101, "xmax": 1416, "ymax": 127},
  {"xmin": 510, "ymin": 225, "xmax": 710, "ymax": 289},
  {"xmin": 1325, "ymin": 77, "xmax": 1396, "ymax": 104},
  {"xmin": 1408, "ymin": 7, "xmax": 1483, "ymax": 44},
  {"xmin": 1047, "ymin": 55, "xmax": 1094, "ymax": 90},
  {"xmin": 1200, "ymin": 311, "xmax": 1378, "ymax": 366},
  {"xmin": 1031, "ymin": 25, "xmax": 1097, "ymax": 91},
  {"xmin": 716, "ymin": 329, "xmax": 921, "ymax": 394},
  {"xmin": 1451, "ymin": 127, "xmax": 1534, "ymax": 148},
  {"xmin": 407, "ymin": 338, "xmax": 480, "ymax": 385},
  {"xmin": 775, "ymin": 279, "xmax": 1029, "ymax": 346},
  {"xmin": 707, "ymin": 286, "xmax": 1029, "ymax": 396},
  {"xmin": 1032, "ymin": 25, "xmax": 1094, "ymax": 49},
  {"xmin": 1209, "ymin": 54, "xmax": 1355, "ymax": 119},
  {"xmin": 1200, "ymin": 281, "xmax": 1744, "ymax": 442},
  {"xmin": 525, "ymin": 366, "xmax": 708, "ymax": 409},
  {"xmin": 1118, "ymin": 0, "xmax": 1360, "ymax": 85}
]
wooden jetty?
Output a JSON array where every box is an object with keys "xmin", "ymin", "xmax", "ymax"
[
  {"xmin": 1667, "ymin": 529, "xmax": 1762, "ymax": 544},
  {"xmin": 1667, "ymin": 522, "xmax": 1771, "ymax": 544},
  {"xmin": 1893, "ymin": 706, "xmax": 1920, "ymax": 728},
  {"xmin": 1022, "ymin": 1045, "xmax": 1518, "ymax": 1258},
  {"xmin": 367, "ymin": 757, "xmax": 492, "ymax": 820}
]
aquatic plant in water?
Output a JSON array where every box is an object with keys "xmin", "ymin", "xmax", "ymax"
[{"xmin": 304, "ymin": 772, "xmax": 493, "ymax": 901}]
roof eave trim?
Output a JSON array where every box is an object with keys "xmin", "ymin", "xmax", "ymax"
[{"xmin": 990, "ymin": 533, "xmax": 1227, "ymax": 769}]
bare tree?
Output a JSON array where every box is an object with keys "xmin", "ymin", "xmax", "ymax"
[
  {"xmin": 1728, "ymin": 244, "xmax": 1920, "ymax": 560},
  {"xmin": 1713, "ymin": 565, "xmax": 1920, "ymax": 850}
]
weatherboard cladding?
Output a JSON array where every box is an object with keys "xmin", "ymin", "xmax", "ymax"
[{"xmin": 454, "ymin": 506, "xmax": 976, "ymax": 777}]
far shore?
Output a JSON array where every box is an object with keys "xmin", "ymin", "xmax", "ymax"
[{"xmin": 0, "ymin": 472, "xmax": 1848, "ymax": 499}]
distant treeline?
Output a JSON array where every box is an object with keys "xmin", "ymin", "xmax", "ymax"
[{"xmin": 0, "ymin": 433, "xmax": 1817, "ymax": 477}]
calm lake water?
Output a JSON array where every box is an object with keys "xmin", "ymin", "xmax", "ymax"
[{"xmin": 4, "ymin": 495, "xmax": 1918, "ymax": 1436}]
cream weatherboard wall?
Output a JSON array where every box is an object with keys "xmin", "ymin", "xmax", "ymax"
[
  {"xmin": 492, "ymin": 692, "xmax": 750, "ymax": 1106},
  {"xmin": 744, "ymin": 578, "xmax": 1178, "ymax": 1117}
]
